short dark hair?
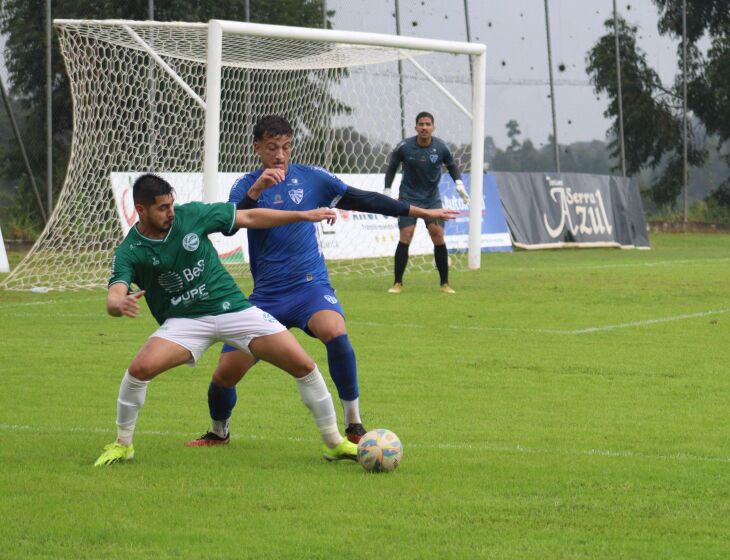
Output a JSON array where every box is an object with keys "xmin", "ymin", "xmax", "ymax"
[
  {"xmin": 415, "ymin": 111, "xmax": 434, "ymax": 124},
  {"xmin": 253, "ymin": 115, "xmax": 293, "ymax": 142},
  {"xmin": 132, "ymin": 173, "xmax": 174, "ymax": 206}
]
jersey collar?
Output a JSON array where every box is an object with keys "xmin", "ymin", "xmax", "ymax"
[{"xmin": 131, "ymin": 219, "xmax": 175, "ymax": 243}]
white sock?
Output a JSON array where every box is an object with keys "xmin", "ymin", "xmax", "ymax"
[
  {"xmin": 116, "ymin": 370, "xmax": 149, "ymax": 446},
  {"xmin": 296, "ymin": 366, "xmax": 342, "ymax": 448},
  {"xmin": 341, "ymin": 398, "xmax": 362, "ymax": 425},
  {"xmin": 211, "ymin": 419, "xmax": 230, "ymax": 438}
]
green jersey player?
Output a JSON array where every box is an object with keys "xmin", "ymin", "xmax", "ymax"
[{"xmin": 94, "ymin": 173, "xmax": 358, "ymax": 466}]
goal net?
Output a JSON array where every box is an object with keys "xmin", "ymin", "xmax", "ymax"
[{"xmin": 1, "ymin": 19, "xmax": 485, "ymax": 291}]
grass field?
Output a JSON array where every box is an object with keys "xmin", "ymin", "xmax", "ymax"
[{"xmin": 1, "ymin": 233, "xmax": 729, "ymax": 559}]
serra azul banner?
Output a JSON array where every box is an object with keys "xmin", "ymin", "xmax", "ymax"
[{"xmin": 494, "ymin": 172, "xmax": 650, "ymax": 249}]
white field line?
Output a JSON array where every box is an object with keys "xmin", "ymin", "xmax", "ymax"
[
  {"xmin": 509, "ymin": 256, "xmax": 730, "ymax": 272},
  {"xmin": 1, "ymin": 302, "xmax": 724, "ymax": 335},
  {"xmin": 352, "ymin": 307, "xmax": 730, "ymax": 336},
  {"xmin": 1, "ymin": 422, "xmax": 727, "ymax": 464},
  {"xmin": 0, "ymin": 296, "xmax": 95, "ymax": 309},
  {"xmin": 554, "ymin": 308, "xmax": 730, "ymax": 334},
  {"xmin": 352, "ymin": 320, "xmax": 559, "ymax": 335}
]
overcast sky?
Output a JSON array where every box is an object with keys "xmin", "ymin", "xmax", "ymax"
[
  {"xmin": 0, "ymin": 1, "xmax": 690, "ymax": 151},
  {"xmin": 329, "ymin": 0, "xmax": 690, "ymax": 148}
]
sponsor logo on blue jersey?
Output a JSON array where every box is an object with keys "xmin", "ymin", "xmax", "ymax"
[
  {"xmin": 274, "ymin": 194, "xmax": 283, "ymax": 205},
  {"xmin": 324, "ymin": 294, "xmax": 338, "ymax": 304},
  {"xmin": 429, "ymin": 154, "xmax": 439, "ymax": 163}
]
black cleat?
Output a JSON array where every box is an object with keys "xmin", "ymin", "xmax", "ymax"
[
  {"xmin": 185, "ymin": 431, "xmax": 230, "ymax": 447},
  {"xmin": 345, "ymin": 423, "xmax": 367, "ymax": 444}
]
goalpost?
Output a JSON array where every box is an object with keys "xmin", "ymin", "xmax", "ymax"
[{"xmin": 1, "ymin": 19, "xmax": 485, "ymax": 291}]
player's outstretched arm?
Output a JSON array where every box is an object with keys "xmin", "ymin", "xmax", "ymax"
[
  {"xmin": 235, "ymin": 207, "xmax": 337, "ymax": 229},
  {"xmin": 107, "ymin": 283, "xmax": 146, "ymax": 318},
  {"xmin": 408, "ymin": 207, "xmax": 461, "ymax": 221}
]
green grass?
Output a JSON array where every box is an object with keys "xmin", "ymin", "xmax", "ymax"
[{"xmin": 2, "ymin": 233, "xmax": 730, "ymax": 559}]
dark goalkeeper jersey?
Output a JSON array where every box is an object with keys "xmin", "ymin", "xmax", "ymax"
[
  {"xmin": 108, "ymin": 202, "xmax": 250, "ymax": 325},
  {"xmin": 385, "ymin": 135, "xmax": 460, "ymax": 204}
]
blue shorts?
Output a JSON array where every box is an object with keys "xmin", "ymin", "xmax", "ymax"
[{"xmin": 221, "ymin": 282, "xmax": 345, "ymax": 353}]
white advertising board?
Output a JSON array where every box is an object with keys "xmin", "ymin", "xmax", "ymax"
[{"xmin": 109, "ymin": 172, "xmax": 440, "ymax": 261}]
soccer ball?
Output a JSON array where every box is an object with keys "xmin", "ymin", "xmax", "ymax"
[{"xmin": 357, "ymin": 429, "xmax": 403, "ymax": 473}]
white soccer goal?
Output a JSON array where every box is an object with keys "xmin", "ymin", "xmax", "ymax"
[{"xmin": 1, "ymin": 19, "xmax": 485, "ymax": 291}]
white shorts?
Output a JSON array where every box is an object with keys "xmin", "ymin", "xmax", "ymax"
[{"xmin": 150, "ymin": 306, "xmax": 286, "ymax": 365}]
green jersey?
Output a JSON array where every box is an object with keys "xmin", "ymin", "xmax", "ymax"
[{"xmin": 108, "ymin": 201, "xmax": 250, "ymax": 325}]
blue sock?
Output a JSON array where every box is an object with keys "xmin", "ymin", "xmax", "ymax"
[
  {"xmin": 208, "ymin": 382, "xmax": 237, "ymax": 422},
  {"xmin": 325, "ymin": 334, "xmax": 359, "ymax": 401}
]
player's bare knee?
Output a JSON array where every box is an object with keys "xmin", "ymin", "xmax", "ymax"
[
  {"xmin": 128, "ymin": 360, "xmax": 156, "ymax": 381},
  {"xmin": 294, "ymin": 358, "xmax": 316, "ymax": 377},
  {"xmin": 317, "ymin": 328, "xmax": 347, "ymax": 344},
  {"xmin": 212, "ymin": 360, "xmax": 245, "ymax": 387}
]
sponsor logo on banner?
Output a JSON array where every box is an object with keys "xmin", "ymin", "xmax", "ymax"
[
  {"xmin": 542, "ymin": 177, "xmax": 613, "ymax": 239},
  {"xmin": 288, "ymin": 188, "xmax": 303, "ymax": 204},
  {"xmin": 110, "ymin": 171, "xmax": 511, "ymax": 263},
  {"xmin": 182, "ymin": 233, "xmax": 200, "ymax": 252}
]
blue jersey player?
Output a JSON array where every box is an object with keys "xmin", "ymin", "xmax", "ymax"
[
  {"xmin": 383, "ymin": 111, "xmax": 470, "ymax": 294},
  {"xmin": 187, "ymin": 115, "xmax": 459, "ymax": 447}
]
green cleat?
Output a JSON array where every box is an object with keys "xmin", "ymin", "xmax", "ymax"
[
  {"xmin": 94, "ymin": 442, "xmax": 135, "ymax": 467},
  {"xmin": 322, "ymin": 438, "xmax": 358, "ymax": 462}
]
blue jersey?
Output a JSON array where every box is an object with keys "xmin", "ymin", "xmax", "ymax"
[{"xmin": 228, "ymin": 164, "xmax": 348, "ymax": 296}]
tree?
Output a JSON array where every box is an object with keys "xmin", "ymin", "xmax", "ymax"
[
  {"xmin": 0, "ymin": 0, "xmax": 330, "ymax": 233},
  {"xmin": 483, "ymin": 135, "xmax": 497, "ymax": 167},
  {"xmin": 586, "ymin": 15, "xmax": 706, "ymax": 206},
  {"xmin": 654, "ymin": 0, "xmax": 730, "ymax": 204},
  {"xmin": 587, "ymin": 1, "xmax": 730, "ymax": 207},
  {"xmin": 505, "ymin": 119, "xmax": 521, "ymax": 152}
]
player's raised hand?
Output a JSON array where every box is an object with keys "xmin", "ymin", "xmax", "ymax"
[
  {"xmin": 455, "ymin": 180, "xmax": 470, "ymax": 205},
  {"xmin": 119, "ymin": 290, "xmax": 146, "ymax": 318},
  {"xmin": 253, "ymin": 168, "xmax": 286, "ymax": 191}
]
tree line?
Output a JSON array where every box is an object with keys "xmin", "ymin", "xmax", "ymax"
[{"xmin": 0, "ymin": 0, "xmax": 728, "ymax": 238}]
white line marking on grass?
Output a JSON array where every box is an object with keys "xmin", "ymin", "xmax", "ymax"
[
  {"xmin": 351, "ymin": 320, "xmax": 558, "ymax": 335},
  {"xmin": 352, "ymin": 308, "xmax": 729, "ymax": 336},
  {"xmin": 2, "ymin": 422, "xmax": 727, "ymax": 464},
  {"xmin": 557, "ymin": 308, "xmax": 730, "ymax": 334},
  {"xmin": 510, "ymin": 257, "xmax": 730, "ymax": 273},
  {"xmin": 0, "ymin": 296, "xmax": 96, "ymax": 310}
]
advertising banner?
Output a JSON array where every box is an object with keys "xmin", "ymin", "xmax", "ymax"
[
  {"xmin": 493, "ymin": 172, "xmax": 650, "ymax": 249},
  {"xmin": 110, "ymin": 171, "xmax": 512, "ymax": 261}
]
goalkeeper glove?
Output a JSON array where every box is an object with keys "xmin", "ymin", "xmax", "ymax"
[
  {"xmin": 455, "ymin": 180, "xmax": 470, "ymax": 204},
  {"xmin": 383, "ymin": 187, "xmax": 393, "ymax": 198}
]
